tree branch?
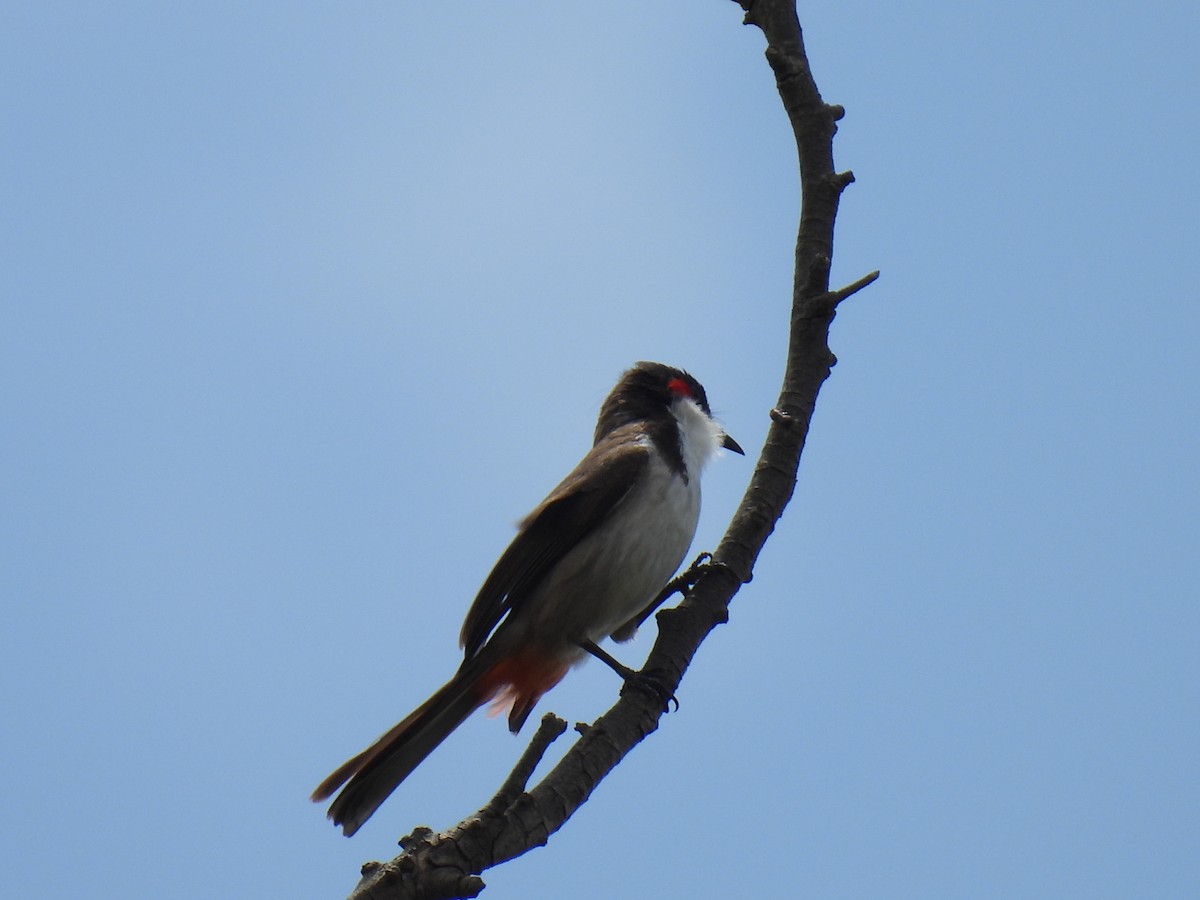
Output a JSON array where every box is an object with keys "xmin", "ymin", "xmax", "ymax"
[{"xmin": 340, "ymin": 3, "xmax": 875, "ymax": 896}]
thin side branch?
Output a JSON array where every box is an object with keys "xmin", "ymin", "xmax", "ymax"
[
  {"xmin": 833, "ymin": 270, "xmax": 881, "ymax": 303},
  {"xmin": 796, "ymin": 270, "xmax": 881, "ymax": 320},
  {"xmin": 481, "ymin": 713, "xmax": 567, "ymax": 814}
]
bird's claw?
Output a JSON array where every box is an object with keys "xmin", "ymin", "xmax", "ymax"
[{"xmin": 621, "ymin": 668, "xmax": 679, "ymax": 715}]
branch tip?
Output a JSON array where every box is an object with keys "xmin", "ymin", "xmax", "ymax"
[
  {"xmin": 828, "ymin": 170, "xmax": 855, "ymax": 190},
  {"xmin": 732, "ymin": 0, "xmax": 758, "ymax": 26},
  {"xmin": 770, "ymin": 406, "xmax": 798, "ymax": 427},
  {"xmin": 398, "ymin": 826, "xmax": 435, "ymax": 851},
  {"xmin": 831, "ymin": 270, "xmax": 880, "ymax": 304},
  {"xmin": 484, "ymin": 714, "xmax": 567, "ymax": 812}
]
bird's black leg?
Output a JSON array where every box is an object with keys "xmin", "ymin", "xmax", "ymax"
[
  {"xmin": 578, "ymin": 639, "xmax": 638, "ymax": 680},
  {"xmin": 577, "ymin": 639, "xmax": 678, "ymax": 713}
]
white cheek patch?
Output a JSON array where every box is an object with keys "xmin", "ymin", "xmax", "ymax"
[{"xmin": 672, "ymin": 397, "xmax": 725, "ymax": 476}]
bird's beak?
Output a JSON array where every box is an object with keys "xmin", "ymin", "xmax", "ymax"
[{"xmin": 722, "ymin": 433, "xmax": 745, "ymax": 455}]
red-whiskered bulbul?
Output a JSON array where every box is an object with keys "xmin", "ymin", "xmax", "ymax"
[{"xmin": 312, "ymin": 361, "xmax": 742, "ymax": 835}]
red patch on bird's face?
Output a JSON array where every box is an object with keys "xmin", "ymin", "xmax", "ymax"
[{"xmin": 667, "ymin": 377, "xmax": 692, "ymax": 398}]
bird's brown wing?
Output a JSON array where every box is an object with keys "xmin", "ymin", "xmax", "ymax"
[{"xmin": 458, "ymin": 430, "xmax": 649, "ymax": 658}]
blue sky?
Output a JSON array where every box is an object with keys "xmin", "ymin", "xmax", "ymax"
[{"xmin": 3, "ymin": 2, "xmax": 1197, "ymax": 897}]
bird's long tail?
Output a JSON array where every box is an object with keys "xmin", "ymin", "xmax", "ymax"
[{"xmin": 311, "ymin": 646, "xmax": 569, "ymax": 836}]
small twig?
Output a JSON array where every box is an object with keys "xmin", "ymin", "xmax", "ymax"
[
  {"xmin": 481, "ymin": 714, "xmax": 567, "ymax": 814},
  {"xmin": 797, "ymin": 269, "xmax": 881, "ymax": 319},
  {"xmin": 829, "ymin": 269, "xmax": 880, "ymax": 304},
  {"xmin": 826, "ymin": 169, "xmax": 855, "ymax": 190},
  {"xmin": 770, "ymin": 407, "xmax": 798, "ymax": 426}
]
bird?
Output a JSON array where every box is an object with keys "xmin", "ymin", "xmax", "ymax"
[{"xmin": 312, "ymin": 361, "xmax": 743, "ymax": 836}]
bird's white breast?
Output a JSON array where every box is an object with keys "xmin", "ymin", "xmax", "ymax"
[
  {"xmin": 515, "ymin": 396, "xmax": 726, "ymax": 652},
  {"xmin": 519, "ymin": 445, "xmax": 700, "ymax": 649}
]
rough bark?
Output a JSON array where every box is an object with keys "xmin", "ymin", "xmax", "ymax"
[{"xmin": 340, "ymin": 3, "xmax": 876, "ymax": 896}]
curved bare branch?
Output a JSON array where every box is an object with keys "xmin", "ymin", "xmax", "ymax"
[{"xmin": 341, "ymin": 3, "xmax": 875, "ymax": 896}]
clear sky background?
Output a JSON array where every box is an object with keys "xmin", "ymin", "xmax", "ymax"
[{"xmin": 3, "ymin": 2, "xmax": 1197, "ymax": 898}]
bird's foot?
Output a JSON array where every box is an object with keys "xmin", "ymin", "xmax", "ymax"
[{"xmin": 577, "ymin": 639, "xmax": 679, "ymax": 714}]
